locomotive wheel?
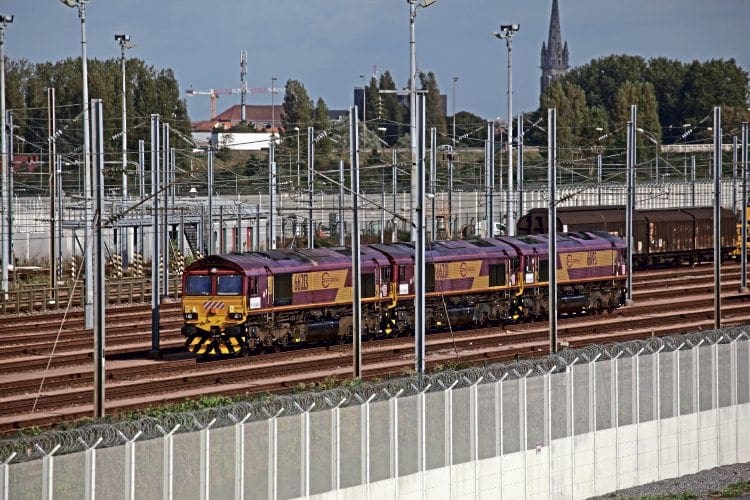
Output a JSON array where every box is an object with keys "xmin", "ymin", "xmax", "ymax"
[{"xmin": 595, "ymin": 300, "xmax": 604, "ymax": 315}]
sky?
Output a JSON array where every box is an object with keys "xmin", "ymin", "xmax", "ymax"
[{"xmin": 3, "ymin": 0, "xmax": 749, "ymax": 123}]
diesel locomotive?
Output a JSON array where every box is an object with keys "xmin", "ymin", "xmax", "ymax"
[{"xmin": 181, "ymin": 232, "xmax": 628, "ymax": 356}]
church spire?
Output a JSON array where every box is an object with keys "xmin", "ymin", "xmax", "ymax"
[{"xmin": 540, "ymin": 0, "xmax": 569, "ymax": 99}]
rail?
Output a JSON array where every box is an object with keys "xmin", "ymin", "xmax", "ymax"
[{"xmin": 0, "ymin": 277, "xmax": 182, "ymax": 316}]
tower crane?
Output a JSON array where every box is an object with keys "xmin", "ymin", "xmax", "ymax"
[{"xmin": 186, "ymin": 86, "xmax": 279, "ymax": 120}]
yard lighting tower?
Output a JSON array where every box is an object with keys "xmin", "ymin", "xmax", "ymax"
[
  {"xmin": 494, "ymin": 23, "xmax": 519, "ymax": 236},
  {"xmin": 1, "ymin": 14, "xmax": 13, "ymax": 298},
  {"xmin": 408, "ymin": 0, "xmax": 436, "ymax": 240},
  {"xmin": 61, "ymin": 0, "xmax": 94, "ymax": 329},
  {"xmin": 115, "ymin": 34, "xmax": 134, "ymax": 198}
]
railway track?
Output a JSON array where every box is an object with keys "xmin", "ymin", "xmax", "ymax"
[{"xmin": 0, "ymin": 263, "xmax": 748, "ymax": 434}]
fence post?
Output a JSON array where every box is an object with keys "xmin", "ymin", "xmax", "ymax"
[
  {"xmin": 294, "ymin": 401, "xmax": 315, "ymax": 498},
  {"xmin": 469, "ymin": 377, "xmax": 483, "ymax": 497},
  {"xmin": 355, "ymin": 392, "xmax": 376, "ymax": 493},
  {"xmin": 568, "ymin": 358, "xmax": 579, "ymax": 499},
  {"xmin": 437, "ymin": 379, "xmax": 457, "ymax": 495},
  {"xmin": 1, "ymin": 452, "xmax": 16, "ymax": 500},
  {"xmin": 156, "ymin": 424, "xmax": 180, "ymax": 500},
  {"xmin": 198, "ymin": 418, "xmax": 217, "ymax": 500},
  {"xmin": 78, "ymin": 436, "xmax": 103, "ymax": 500},
  {"xmin": 411, "ymin": 382, "xmax": 432, "ymax": 496},
  {"xmin": 35, "ymin": 443, "xmax": 61, "ymax": 500},
  {"xmin": 384, "ymin": 388, "xmax": 403, "ymax": 498},
  {"xmin": 225, "ymin": 415, "xmax": 250, "ymax": 500},
  {"xmin": 266, "ymin": 408, "xmax": 284, "ymax": 500},
  {"xmin": 325, "ymin": 397, "xmax": 347, "ymax": 493},
  {"xmin": 117, "ymin": 430, "xmax": 143, "ymax": 500}
]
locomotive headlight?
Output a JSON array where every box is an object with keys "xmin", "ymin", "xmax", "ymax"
[
  {"xmin": 184, "ymin": 312, "xmax": 197, "ymax": 320},
  {"xmin": 229, "ymin": 312, "xmax": 243, "ymax": 320}
]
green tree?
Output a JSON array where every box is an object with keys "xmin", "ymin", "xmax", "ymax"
[
  {"xmin": 452, "ymin": 111, "xmax": 487, "ymax": 148},
  {"xmin": 540, "ymin": 80, "xmax": 589, "ymax": 162},
  {"xmin": 643, "ymin": 57, "xmax": 688, "ymax": 132},
  {"xmin": 282, "ymin": 79, "xmax": 313, "ymax": 131},
  {"xmin": 562, "ymin": 54, "xmax": 648, "ymax": 111},
  {"xmin": 313, "ymin": 97, "xmax": 333, "ymax": 161},
  {"xmin": 613, "ymin": 81, "xmax": 662, "ymax": 158},
  {"xmin": 682, "ymin": 58, "xmax": 749, "ymax": 126},
  {"xmin": 419, "ymin": 71, "xmax": 448, "ymax": 141},
  {"xmin": 378, "ymin": 71, "xmax": 405, "ymax": 146}
]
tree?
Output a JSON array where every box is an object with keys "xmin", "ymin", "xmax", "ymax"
[
  {"xmin": 643, "ymin": 57, "xmax": 688, "ymax": 131},
  {"xmin": 452, "ymin": 111, "xmax": 487, "ymax": 148},
  {"xmin": 282, "ymin": 79, "xmax": 313, "ymax": 132},
  {"xmin": 540, "ymin": 80, "xmax": 589, "ymax": 162},
  {"xmin": 419, "ymin": 71, "xmax": 448, "ymax": 141},
  {"xmin": 563, "ymin": 54, "xmax": 648, "ymax": 111},
  {"xmin": 613, "ymin": 81, "xmax": 662, "ymax": 158},
  {"xmin": 682, "ymin": 59, "xmax": 749, "ymax": 126},
  {"xmin": 378, "ymin": 71, "xmax": 405, "ymax": 146},
  {"xmin": 313, "ymin": 97, "xmax": 333, "ymax": 161}
]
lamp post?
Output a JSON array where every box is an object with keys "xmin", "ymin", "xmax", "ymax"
[
  {"xmin": 294, "ymin": 126, "xmax": 300, "ymax": 188},
  {"xmin": 115, "ymin": 34, "xmax": 133, "ymax": 199},
  {"xmin": 360, "ymin": 74, "xmax": 366, "ymax": 148},
  {"xmin": 637, "ymin": 127, "xmax": 659, "ymax": 181},
  {"xmin": 271, "ymin": 76, "xmax": 277, "ymax": 135},
  {"xmin": 0, "ymin": 14, "xmax": 13, "ymax": 298},
  {"xmin": 408, "ymin": 0, "xmax": 436, "ymax": 241},
  {"xmin": 494, "ymin": 23, "xmax": 519, "ymax": 236},
  {"xmin": 450, "ymin": 76, "xmax": 458, "ymax": 238},
  {"xmin": 61, "ymin": 0, "xmax": 93, "ymax": 329}
]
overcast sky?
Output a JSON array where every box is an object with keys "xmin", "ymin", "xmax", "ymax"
[{"xmin": 3, "ymin": 1, "xmax": 749, "ymax": 122}]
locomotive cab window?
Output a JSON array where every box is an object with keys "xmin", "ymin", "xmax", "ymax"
[
  {"xmin": 539, "ymin": 259, "xmax": 550, "ymax": 281},
  {"xmin": 274, "ymin": 274, "xmax": 292, "ymax": 306},
  {"xmin": 361, "ymin": 273, "xmax": 376, "ymax": 297},
  {"xmin": 510, "ymin": 258, "xmax": 520, "ymax": 273},
  {"xmin": 426, "ymin": 264, "xmax": 435, "ymax": 292},
  {"xmin": 248, "ymin": 276, "xmax": 259, "ymax": 296},
  {"xmin": 217, "ymin": 274, "xmax": 243, "ymax": 295},
  {"xmin": 185, "ymin": 275, "xmax": 211, "ymax": 296},
  {"xmin": 381, "ymin": 266, "xmax": 391, "ymax": 283},
  {"xmin": 398, "ymin": 265, "xmax": 407, "ymax": 282},
  {"xmin": 489, "ymin": 263, "xmax": 506, "ymax": 286}
]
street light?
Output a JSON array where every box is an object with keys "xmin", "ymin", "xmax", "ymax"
[
  {"xmin": 494, "ymin": 23, "xmax": 519, "ymax": 236},
  {"xmin": 115, "ymin": 34, "xmax": 134, "ymax": 199},
  {"xmin": 408, "ymin": 0, "xmax": 437, "ymax": 241},
  {"xmin": 637, "ymin": 127, "xmax": 659, "ymax": 181},
  {"xmin": 360, "ymin": 74, "xmax": 366, "ymax": 148},
  {"xmin": 294, "ymin": 126, "xmax": 300, "ymax": 188},
  {"xmin": 60, "ymin": 0, "xmax": 93, "ymax": 331},
  {"xmin": 271, "ymin": 76, "xmax": 277, "ymax": 136},
  {"xmin": 0, "ymin": 14, "xmax": 13, "ymax": 297}
]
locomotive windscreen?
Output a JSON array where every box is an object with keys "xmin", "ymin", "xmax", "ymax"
[{"xmin": 185, "ymin": 275, "xmax": 211, "ymax": 295}]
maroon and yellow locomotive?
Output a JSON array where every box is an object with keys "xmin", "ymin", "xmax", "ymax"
[{"xmin": 181, "ymin": 233, "xmax": 627, "ymax": 356}]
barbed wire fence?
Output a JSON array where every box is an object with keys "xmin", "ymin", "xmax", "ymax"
[{"xmin": 1, "ymin": 326, "xmax": 747, "ymax": 466}]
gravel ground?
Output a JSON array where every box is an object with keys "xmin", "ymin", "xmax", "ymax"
[{"xmin": 592, "ymin": 462, "xmax": 750, "ymax": 498}]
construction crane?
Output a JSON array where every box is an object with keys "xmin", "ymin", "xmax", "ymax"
[{"xmin": 186, "ymin": 86, "xmax": 279, "ymax": 120}]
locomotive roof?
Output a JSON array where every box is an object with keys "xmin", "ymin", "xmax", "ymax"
[
  {"xmin": 185, "ymin": 247, "xmax": 390, "ymax": 276},
  {"xmin": 427, "ymin": 238, "xmax": 520, "ymax": 262}
]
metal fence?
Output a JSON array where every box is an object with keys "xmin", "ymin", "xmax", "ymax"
[{"xmin": 2, "ymin": 327, "xmax": 749, "ymax": 499}]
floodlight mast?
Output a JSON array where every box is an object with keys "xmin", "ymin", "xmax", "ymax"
[
  {"xmin": 493, "ymin": 23, "xmax": 520, "ymax": 236},
  {"xmin": 60, "ymin": 0, "xmax": 94, "ymax": 329},
  {"xmin": 115, "ymin": 33, "xmax": 133, "ymax": 199},
  {"xmin": 1, "ymin": 13, "xmax": 13, "ymax": 298},
  {"xmin": 408, "ymin": 0, "xmax": 436, "ymax": 241}
]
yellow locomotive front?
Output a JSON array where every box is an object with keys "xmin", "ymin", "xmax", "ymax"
[{"xmin": 181, "ymin": 268, "xmax": 248, "ymax": 356}]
